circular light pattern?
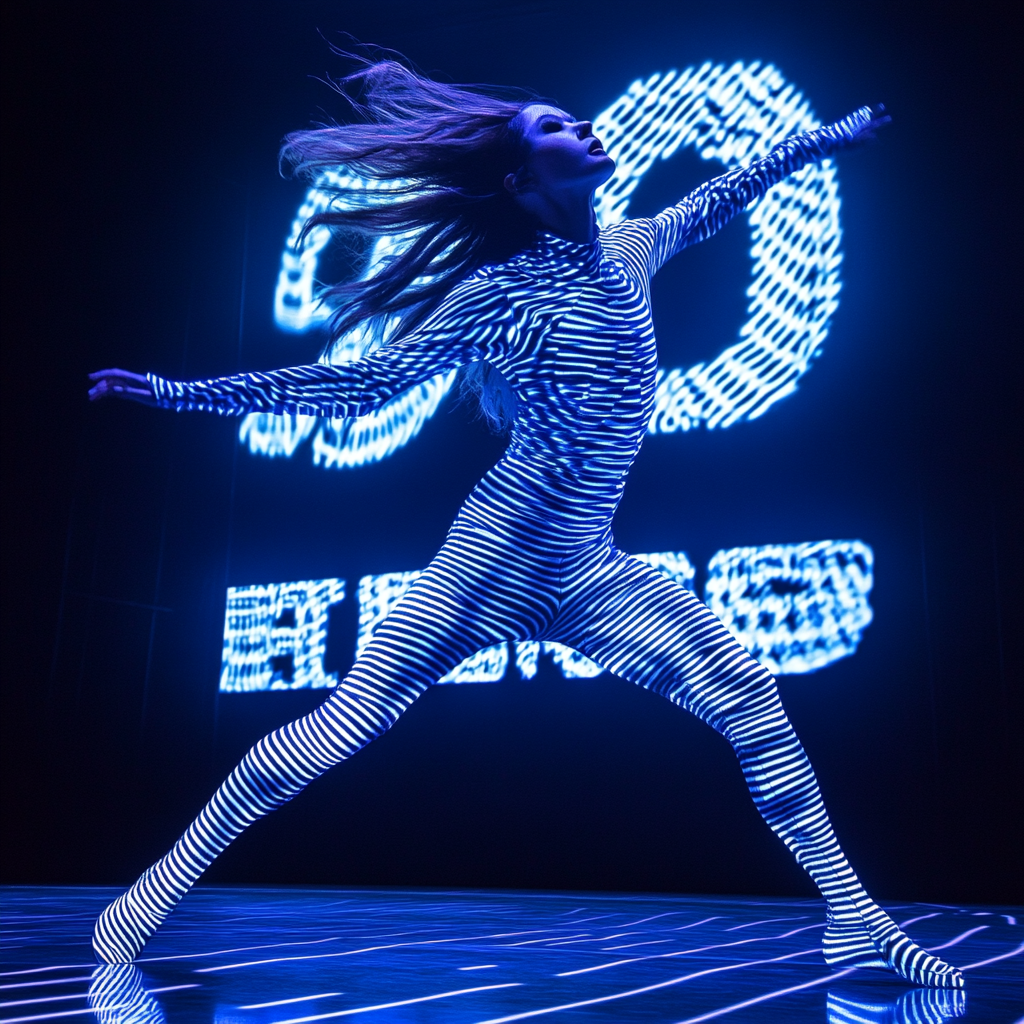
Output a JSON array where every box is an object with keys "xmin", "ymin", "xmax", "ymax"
[
  {"xmin": 257, "ymin": 60, "xmax": 841, "ymax": 465},
  {"xmin": 593, "ymin": 61, "xmax": 842, "ymax": 432},
  {"xmin": 253, "ymin": 171, "xmax": 455, "ymax": 467}
]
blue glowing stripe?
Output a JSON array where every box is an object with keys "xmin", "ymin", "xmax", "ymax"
[
  {"xmin": 220, "ymin": 546, "xmax": 870, "ymax": 691},
  {"xmin": 222, "ymin": 544, "xmax": 872, "ymax": 688},
  {"xmin": 219, "ymin": 578, "xmax": 346, "ymax": 692},
  {"xmin": 514, "ymin": 551, "xmax": 696, "ymax": 680},
  {"xmin": 704, "ymin": 540, "xmax": 874, "ymax": 675},
  {"xmin": 355, "ymin": 570, "xmax": 508, "ymax": 683},
  {"xmin": 594, "ymin": 61, "xmax": 843, "ymax": 432},
  {"xmin": 258, "ymin": 62, "xmax": 842, "ymax": 468}
]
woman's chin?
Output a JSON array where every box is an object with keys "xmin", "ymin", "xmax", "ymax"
[{"xmin": 591, "ymin": 155, "xmax": 616, "ymax": 183}]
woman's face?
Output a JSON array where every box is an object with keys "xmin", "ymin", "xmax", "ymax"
[{"xmin": 514, "ymin": 103, "xmax": 615, "ymax": 193}]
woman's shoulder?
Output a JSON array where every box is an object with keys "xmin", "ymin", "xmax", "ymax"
[
  {"xmin": 426, "ymin": 264, "xmax": 520, "ymax": 319},
  {"xmin": 600, "ymin": 217, "xmax": 658, "ymax": 245},
  {"xmin": 473, "ymin": 251, "xmax": 541, "ymax": 285},
  {"xmin": 454, "ymin": 264, "xmax": 522, "ymax": 296},
  {"xmin": 599, "ymin": 218, "xmax": 658, "ymax": 273}
]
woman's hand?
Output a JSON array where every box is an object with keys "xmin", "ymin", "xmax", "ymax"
[
  {"xmin": 88, "ymin": 369, "xmax": 157, "ymax": 406},
  {"xmin": 840, "ymin": 104, "xmax": 892, "ymax": 145}
]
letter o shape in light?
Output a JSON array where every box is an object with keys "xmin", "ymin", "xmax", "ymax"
[
  {"xmin": 592, "ymin": 61, "xmax": 842, "ymax": 432},
  {"xmin": 260, "ymin": 60, "xmax": 842, "ymax": 466}
]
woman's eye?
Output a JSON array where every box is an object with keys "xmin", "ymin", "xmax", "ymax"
[{"xmin": 541, "ymin": 121, "xmax": 563, "ymax": 133}]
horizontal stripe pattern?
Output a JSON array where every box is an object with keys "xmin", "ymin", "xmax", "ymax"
[{"xmin": 99, "ymin": 112, "xmax": 961, "ymax": 989}]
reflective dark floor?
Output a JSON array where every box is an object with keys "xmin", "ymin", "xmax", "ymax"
[{"xmin": 1, "ymin": 888, "xmax": 1020, "ymax": 1023}]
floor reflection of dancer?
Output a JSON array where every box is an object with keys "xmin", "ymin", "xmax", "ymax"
[{"xmin": 89, "ymin": 56, "xmax": 962, "ymax": 989}]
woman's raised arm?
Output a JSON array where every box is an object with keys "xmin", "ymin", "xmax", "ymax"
[
  {"xmin": 646, "ymin": 105, "xmax": 890, "ymax": 273},
  {"xmin": 89, "ymin": 274, "xmax": 516, "ymax": 418}
]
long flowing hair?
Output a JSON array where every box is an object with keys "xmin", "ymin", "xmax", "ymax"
[{"xmin": 280, "ymin": 53, "xmax": 542, "ymax": 430}]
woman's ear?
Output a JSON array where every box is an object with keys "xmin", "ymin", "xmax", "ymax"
[{"xmin": 504, "ymin": 168, "xmax": 529, "ymax": 195}]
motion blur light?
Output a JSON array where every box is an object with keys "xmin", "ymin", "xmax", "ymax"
[
  {"xmin": 220, "ymin": 577, "xmax": 346, "ymax": 693},
  {"xmin": 705, "ymin": 541, "xmax": 874, "ymax": 675},
  {"xmin": 594, "ymin": 62, "xmax": 842, "ymax": 432}
]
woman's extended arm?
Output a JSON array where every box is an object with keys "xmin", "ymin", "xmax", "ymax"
[
  {"xmin": 89, "ymin": 275, "xmax": 516, "ymax": 417},
  {"xmin": 646, "ymin": 105, "xmax": 890, "ymax": 272}
]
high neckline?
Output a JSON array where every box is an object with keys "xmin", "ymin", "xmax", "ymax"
[{"xmin": 532, "ymin": 229, "xmax": 602, "ymax": 270}]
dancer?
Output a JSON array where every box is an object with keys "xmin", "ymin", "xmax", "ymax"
[{"xmin": 88, "ymin": 58, "xmax": 962, "ymax": 988}]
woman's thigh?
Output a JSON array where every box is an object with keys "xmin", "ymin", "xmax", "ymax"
[
  {"xmin": 552, "ymin": 550, "xmax": 774, "ymax": 721},
  {"xmin": 343, "ymin": 521, "xmax": 562, "ymax": 705}
]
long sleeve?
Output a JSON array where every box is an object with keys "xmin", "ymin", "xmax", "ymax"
[
  {"xmin": 148, "ymin": 274, "xmax": 516, "ymax": 417},
  {"xmin": 639, "ymin": 106, "xmax": 877, "ymax": 274}
]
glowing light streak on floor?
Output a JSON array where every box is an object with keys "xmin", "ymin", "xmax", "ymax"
[
  {"xmin": 1, "ymin": 888, "xmax": 1019, "ymax": 1023},
  {"xmin": 927, "ymin": 927, "xmax": 990, "ymax": 952},
  {"xmin": 269, "ymin": 983, "xmax": 522, "ymax": 1023},
  {"xmin": 238, "ymin": 993, "xmax": 342, "ymax": 1010},
  {"xmin": 555, "ymin": 921, "xmax": 830, "ymax": 976},
  {"xmin": 475, "ymin": 956, "xmax": 846, "ymax": 1024}
]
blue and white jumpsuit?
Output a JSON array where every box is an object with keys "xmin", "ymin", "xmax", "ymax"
[{"xmin": 92, "ymin": 109, "xmax": 962, "ymax": 988}]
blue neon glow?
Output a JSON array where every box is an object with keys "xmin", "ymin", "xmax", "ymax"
[
  {"xmin": 259, "ymin": 171, "xmax": 457, "ymax": 468},
  {"xmin": 219, "ymin": 546, "xmax": 875, "ymax": 692},
  {"xmin": 703, "ymin": 540, "xmax": 873, "ymax": 675},
  {"xmin": 514, "ymin": 551, "xmax": 696, "ymax": 680},
  {"xmin": 594, "ymin": 61, "xmax": 843, "ymax": 432},
  {"xmin": 354, "ymin": 570, "xmax": 508, "ymax": 684},
  {"xmin": 219, "ymin": 577, "xmax": 346, "ymax": 692},
  {"xmin": 514, "ymin": 640, "xmax": 602, "ymax": 680},
  {"xmin": 256, "ymin": 61, "xmax": 842, "ymax": 466}
]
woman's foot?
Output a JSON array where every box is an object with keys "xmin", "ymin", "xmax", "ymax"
[
  {"xmin": 823, "ymin": 901, "xmax": 964, "ymax": 989},
  {"xmin": 877, "ymin": 930, "xmax": 965, "ymax": 989},
  {"xmin": 92, "ymin": 867, "xmax": 176, "ymax": 963}
]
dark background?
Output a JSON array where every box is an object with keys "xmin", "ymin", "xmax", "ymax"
[{"xmin": 2, "ymin": 1, "xmax": 1021, "ymax": 904}]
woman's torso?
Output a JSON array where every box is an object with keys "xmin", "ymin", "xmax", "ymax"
[{"xmin": 457, "ymin": 229, "xmax": 660, "ymax": 545}]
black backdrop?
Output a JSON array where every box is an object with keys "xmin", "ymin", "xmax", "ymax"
[{"xmin": 2, "ymin": 0, "xmax": 1021, "ymax": 905}]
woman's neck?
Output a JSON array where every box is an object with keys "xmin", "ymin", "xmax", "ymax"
[
  {"xmin": 539, "ymin": 205, "xmax": 596, "ymax": 244},
  {"xmin": 526, "ymin": 190, "xmax": 597, "ymax": 244}
]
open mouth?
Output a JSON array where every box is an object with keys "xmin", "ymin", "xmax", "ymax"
[{"xmin": 588, "ymin": 140, "xmax": 606, "ymax": 155}]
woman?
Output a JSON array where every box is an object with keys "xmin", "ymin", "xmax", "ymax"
[{"xmin": 89, "ymin": 58, "xmax": 962, "ymax": 989}]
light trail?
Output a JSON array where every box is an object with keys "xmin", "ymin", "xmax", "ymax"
[
  {"xmin": 475, "ymin": 948, "xmax": 827, "ymax": 1024},
  {"xmin": 270, "ymin": 983, "xmax": 521, "ymax": 1023}
]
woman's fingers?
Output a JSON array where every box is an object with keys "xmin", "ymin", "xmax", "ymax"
[
  {"xmin": 89, "ymin": 368, "xmax": 151, "ymax": 385},
  {"xmin": 88, "ymin": 369, "xmax": 156, "ymax": 405}
]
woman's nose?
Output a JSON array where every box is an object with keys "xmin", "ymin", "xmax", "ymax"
[{"xmin": 574, "ymin": 120, "xmax": 594, "ymax": 139}]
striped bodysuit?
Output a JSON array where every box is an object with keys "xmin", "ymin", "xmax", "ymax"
[{"xmin": 92, "ymin": 109, "xmax": 962, "ymax": 988}]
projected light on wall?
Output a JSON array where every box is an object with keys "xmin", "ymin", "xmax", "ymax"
[
  {"xmin": 220, "ymin": 544, "xmax": 870, "ymax": 692},
  {"xmin": 255, "ymin": 60, "xmax": 842, "ymax": 466},
  {"xmin": 220, "ymin": 577, "xmax": 346, "ymax": 692},
  {"xmin": 705, "ymin": 540, "xmax": 874, "ymax": 675},
  {"xmin": 593, "ymin": 62, "xmax": 842, "ymax": 433}
]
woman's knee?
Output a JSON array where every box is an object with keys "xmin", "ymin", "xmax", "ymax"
[{"xmin": 674, "ymin": 653, "xmax": 782, "ymax": 730}]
